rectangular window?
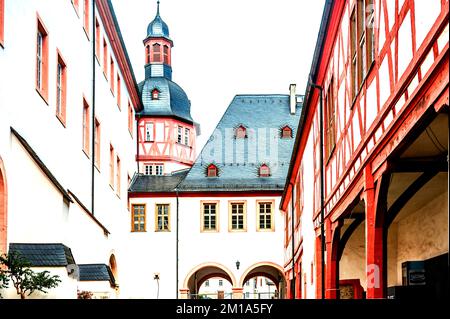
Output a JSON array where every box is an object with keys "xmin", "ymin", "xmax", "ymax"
[
  {"xmin": 117, "ymin": 74, "xmax": 121, "ymax": 109},
  {"xmin": 145, "ymin": 122, "xmax": 154, "ymax": 141},
  {"xmin": 82, "ymin": 97, "xmax": 90, "ymax": 155},
  {"xmin": 56, "ymin": 51, "xmax": 67, "ymax": 125},
  {"xmin": 144, "ymin": 163, "xmax": 163, "ymax": 176},
  {"xmin": 132, "ymin": 204, "xmax": 146, "ymax": 232},
  {"xmin": 177, "ymin": 126, "xmax": 182, "ymax": 144},
  {"xmin": 36, "ymin": 16, "xmax": 49, "ymax": 101},
  {"xmin": 103, "ymin": 37, "xmax": 108, "ymax": 77},
  {"xmin": 95, "ymin": 18, "xmax": 100, "ymax": 59},
  {"xmin": 184, "ymin": 128, "xmax": 190, "ymax": 146},
  {"xmin": 205, "ymin": 280, "xmax": 209, "ymax": 287},
  {"xmin": 109, "ymin": 144, "xmax": 114, "ymax": 188},
  {"xmin": 110, "ymin": 57, "xmax": 115, "ymax": 94},
  {"xmin": 325, "ymin": 77, "xmax": 336, "ymax": 159},
  {"xmin": 219, "ymin": 280, "xmax": 223, "ymax": 287},
  {"xmin": 0, "ymin": 0, "xmax": 4, "ymax": 46},
  {"xmin": 202, "ymin": 202, "xmax": 218, "ymax": 232},
  {"xmin": 257, "ymin": 201, "xmax": 273, "ymax": 231},
  {"xmin": 116, "ymin": 156, "xmax": 121, "ymax": 197},
  {"xmin": 83, "ymin": 0, "xmax": 89, "ymax": 37},
  {"xmin": 94, "ymin": 118, "xmax": 100, "ymax": 168},
  {"xmin": 155, "ymin": 204, "xmax": 170, "ymax": 231},
  {"xmin": 163, "ymin": 45, "xmax": 169, "ymax": 64},
  {"xmin": 350, "ymin": 0, "xmax": 374, "ymax": 101},
  {"xmin": 229, "ymin": 202, "xmax": 246, "ymax": 231},
  {"xmin": 128, "ymin": 102, "xmax": 134, "ymax": 135}
]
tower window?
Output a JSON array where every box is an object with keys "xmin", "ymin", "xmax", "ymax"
[
  {"xmin": 145, "ymin": 122, "xmax": 154, "ymax": 141},
  {"xmin": 259, "ymin": 164, "xmax": 270, "ymax": 177},
  {"xmin": 184, "ymin": 128, "xmax": 190, "ymax": 146},
  {"xmin": 207, "ymin": 164, "xmax": 218, "ymax": 177},
  {"xmin": 235, "ymin": 125, "xmax": 247, "ymax": 138},
  {"xmin": 281, "ymin": 126, "xmax": 292, "ymax": 138},
  {"xmin": 152, "ymin": 88, "xmax": 159, "ymax": 100},
  {"xmin": 146, "ymin": 45, "xmax": 150, "ymax": 64},
  {"xmin": 152, "ymin": 43, "xmax": 161, "ymax": 63},
  {"xmin": 163, "ymin": 45, "xmax": 169, "ymax": 64},
  {"xmin": 177, "ymin": 126, "xmax": 182, "ymax": 143}
]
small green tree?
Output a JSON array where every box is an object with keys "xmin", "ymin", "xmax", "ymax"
[{"xmin": 0, "ymin": 252, "xmax": 61, "ymax": 299}]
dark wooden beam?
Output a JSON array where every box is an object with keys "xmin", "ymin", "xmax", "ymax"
[
  {"xmin": 386, "ymin": 169, "xmax": 440, "ymax": 227},
  {"xmin": 337, "ymin": 216, "xmax": 364, "ymax": 262},
  {"xmin": 392, "ymin": 156, "xmax": 447, "ymax": 172}
]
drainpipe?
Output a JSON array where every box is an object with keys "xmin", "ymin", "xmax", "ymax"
[
  {"xmin": 310, "ymin": 79, "xmax": 325, "ymax": 299},
  {"xmin": 175, "ymin": 188, "xmax": 179, "ymax": 298},
  {"xmin": 289, "ymin": 181, "xmax": 296, "ymax": 299},
  {"xmin": 91, "ymin": 0, "xmax": 96, "ymax": 215},
  {"xmin": 136, "ymin": 115, "xmax": 140, "ymax": 174}
]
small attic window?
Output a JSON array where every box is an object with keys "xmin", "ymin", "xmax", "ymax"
[
  {"xmin": 259, "ymin": 164, "xmax": 270, "ymax": 177},
  {"xmin": 281, "ymin": 126, "xmax": 293, "ymax": 138},
  {"xmin": 235, "ymin": 125, "xmax": 247, "ymax": 139},
  {"xmin": 152, "ymin": 88, "xmax": 160, "ymax": 100},
  {"xmin": 207, "ymin": 164, "xmax": 218, "ymax": 177}
]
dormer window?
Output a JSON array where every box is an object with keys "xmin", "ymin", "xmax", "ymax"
[
  {"xmin": 281, "ymin": 125, "xmax": 293, "ymax": 138},
  {"xmin": 152, "ymin": 88, "xmax": 160, "ymax": 100},
  {"xmin": 207, "ymin": 164, "xmax": 218, "ymax": 177},
  {"xmin": 235, "ymin": 125, "xmax": 247, "ymax": 139},
  {"xmin": 259, "ymin": 164, "xmax": 270, "ymax": 177}
]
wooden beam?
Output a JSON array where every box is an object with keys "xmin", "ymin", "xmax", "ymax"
[
  {"xmin": 386, "ymin": 170, "xmax": 440, "ymax": 227},
  {"xmin": 392, "ymin": 156, "xmax": 447, "ymax": 172},
  {"xmin": 337, "ymin": 215, "xmax": 364, "ymax": 261}
]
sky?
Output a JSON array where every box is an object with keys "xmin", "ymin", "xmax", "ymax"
[{"xmin": 111, "ymin": 0, "xmax": 326, "ymax": 150}]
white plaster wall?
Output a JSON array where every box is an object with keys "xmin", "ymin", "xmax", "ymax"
[
  {"xmin": 1, "ymin": 268, "xmax": 77, "ymax": 299},
  {"xmin": 388, "ymin": 191, "xmax": 448, "ymax": 286},
  {"xmin": 299, "ymin": 131, "xmax": 317, "ymax": 299},
  {"xmin": 0, "ymin": 0, "xmax": 138, "ymax": 298},
  {"xmin": 77, "ymin": 281, "xmax": 116, "ymax": 299},
  {"xmin": 339, "ymin": 221, "xmax": 366, "ymax": 290}
]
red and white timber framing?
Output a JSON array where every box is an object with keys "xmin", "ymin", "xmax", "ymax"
[
  {"xmin": 281, "ymin": 0, "xmax": 449, "ymax": 299},
  {"xmin": 137, "ymin": 117, "xmax": 196, "ymax": 166}
]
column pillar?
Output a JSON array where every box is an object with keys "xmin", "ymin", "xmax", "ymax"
[
  {"xmin": 325, "ymin": 218, "xmax": 340, "ymax": 299},
  {"xmin": 315, "ymin": 235, "xmax": 323, "ymax": 299},
  {"xmin": 364, "ymin": 165, "xmax": 388, "ymax": 299}
]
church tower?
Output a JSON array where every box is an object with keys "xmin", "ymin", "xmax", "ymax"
[{"xmin": 137, "ymin": 1, "xmax": 197, "ymax": 176}]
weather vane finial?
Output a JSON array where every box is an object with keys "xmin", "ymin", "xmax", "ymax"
[{"xmin": 157, "ymin": 0, "xmax": 160, "ymax": 16}]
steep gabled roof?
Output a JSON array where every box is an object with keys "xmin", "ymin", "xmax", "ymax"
[
  {"xmin": 178, "ymin": 95, "xmax": 302, "ymax": 192},
  {"xmin": 9, "ymin": 243, "xmax": 76, "ymax": 267}
]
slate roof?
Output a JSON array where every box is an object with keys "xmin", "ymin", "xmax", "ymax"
[
  {"xmin": 78, "ymin": 264, "xmax": 116, "ymax": 285},
  {"xmin": 178, "ymin": 95, "xmax": 302, "ymax": 192},
  {"xmin": 9, "ymin": 243, "xmax": 76, "ymax": 267},
  {"xmin": 138, "ymin": 77, "xmax": 193, "ymax": 123},
  {"xmin": 129, "ymin": 169, "xmax": 189, "ymax": 193},
  {"xmin": 146, "ymin": 2, "xmax": 170, "ymax": 40}
]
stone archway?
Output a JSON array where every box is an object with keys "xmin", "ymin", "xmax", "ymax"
[
  {"xmin": 239, "ymin": 262, "xmax": 287, "ymax": 299},
  {"xmin": 182, "ymin": 262, "xmax": 237, "ymax": 299},
  {"xmin": 0, "ymin": 156, "xmax": 7, "ymax": 255}
]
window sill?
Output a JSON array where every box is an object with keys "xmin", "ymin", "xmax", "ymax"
[
  {"xmin": 56, "ymin": 114, "xmax": 66, "ymax": 128},
  {"xmin": 71, "ymin": 4, "xmax": 80, "ymax": 18},
  {"xmin": 229, "ymin": 229, "xmax": 247, "ymax": 233},
  {"xmin": 155, "ymin": 229, "xmax": 171, "ymax": 233},
  {"xmin": 95, "ymin": 55, "xmax": 100, "ymax": 65},
  {"xmin": 256, "ymin": 228, "xmax": 275, "ymax": 232},
  {"xmin": 131, "ymin": 230, "xmax": 147, "ymax": 233},
  {"xmin": 129, "ymin": 129, "xmax": 133, "ymax": 139},
  {"xmin": 82, "ymin": 148, "xmax": 90, "ymax": 159},
  {"xmin": 110, "ymin": 88, "xmax": 115, "ymax": 97},
  {"xmin": 83, "ymin": 27, "xmax": 90, "ymax": 41},
  {"xmin": 94, "ymin": 163, "xmax": 101, "ymax": 173},
  {"xmin": 201, "ymin": 229, "xmax": 219, "ymax": 233},
  {"xmin": 36, "ymin": 88, "xmax": 49, "ymax": 105},
  {"xmin": 176, "ymin": 142, "xmax": 192, "ymax": 148},
  {"xmin": 109, "ymin": 183, "xmax": 115, "ymax": 191}
]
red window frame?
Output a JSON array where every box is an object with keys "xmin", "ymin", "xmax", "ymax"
[
  {"xmin": 117, "ymin": 74, "xmax": 121, "ymax": 109},
  {"xmin": 110, "ymin": 57, "xmax": 115, "ymax": 94},
  {"xmin": 95, "ymin": 18, "xmax": 100, "ymax": 59},
  {"xmin": 36, "ymin": 14, "xmax": 49, "ymax": 102},
  {"xmin": 82, "ymin": 96, "xmax": 90, "ymax": 156},
  {"xmin": 235, "ymin": 125, "xmax": 247, "ymax": 138},
  {"xmin": 56, "ymin": 49, "xmax": 67, "ymax": 125},
  {"xmin": 281, "ymin": 126, "xmax": 292, "ymax": 138},
  {"xmin": 0, "ymin": 0, "xmax": 4, "ymax": 46},
  {"xmin": 94, "ymin": 118, "xmax": 101, "ymax": 168},
  {"xmin": 83, "ymin": 0, "xmax": 90, "ymax": 37},
  {"xmin": 259, "ymin": 164, "xmax": 270, "ymax": 177}
]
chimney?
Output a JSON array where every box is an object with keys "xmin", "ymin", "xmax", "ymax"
[{"xmin": 289, "ymin": 84, "xmax": 297, "ymax": 115}]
